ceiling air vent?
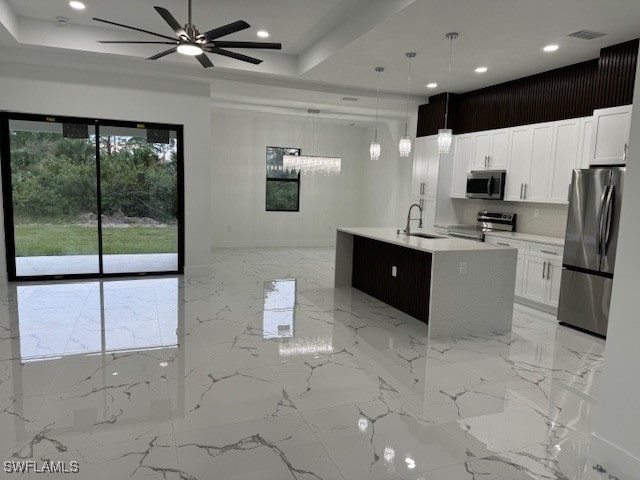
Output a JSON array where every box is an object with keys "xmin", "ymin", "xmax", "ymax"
[
  {"xmin": 342, "ymin": 97, "xmax": 359, "ymax": 102},
  {"xmin": 567, "ymin": 30, "xmax": 606, "ymax": 40}
]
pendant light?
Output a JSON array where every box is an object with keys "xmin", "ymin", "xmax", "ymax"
[
  {"xmin": 370, "ymin": 66, "xmax": 384, "ymax": 161},
  {"xmin": 438, "ymin": 32, "xmax": 458, "ymax": 154},
  {"xmin": 283, "ymin": 109, "xmax": 342, "ymax": 175},
  {"xmin": 399, "ymin": 52, "xmax": 416, "ymax": 158}
]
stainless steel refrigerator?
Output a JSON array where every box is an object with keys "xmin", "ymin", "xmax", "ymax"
[{"xmin": 558, "ymin": 167, "xmax": 625, "ymax": 337}]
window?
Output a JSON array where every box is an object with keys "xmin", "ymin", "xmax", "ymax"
[{"xmin": 266, "ymin": 146, "xmax": 300, "ymax": 212}]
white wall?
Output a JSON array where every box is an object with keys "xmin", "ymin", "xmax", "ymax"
[
  {"xmin": 211, "ymin": 109, "xmax": 368, "ymax": 247},
  {"xmin": 361, "ymin": 121, "xmax": 414, "ymax": 228},
  {"xmin": 0, "ymin": 60, "xmax": 213, "ymax": 279},
  {"xmin": 590, "ymin": 48, "xmax": 640, "ymax": 477}
]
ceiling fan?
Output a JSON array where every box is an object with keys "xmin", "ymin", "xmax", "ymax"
[{"xmin": 93, "ymin": 0, "xmax": 282, "ymax": 68}]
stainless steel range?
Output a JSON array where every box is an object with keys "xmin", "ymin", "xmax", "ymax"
[{"xmin": 444, "ymin": 211, "xmax": 517, "ymax": 242}]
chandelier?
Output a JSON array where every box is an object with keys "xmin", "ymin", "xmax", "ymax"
[{"xmin": 283, "ymin": 109, "xmax": 342, "ymax": 175}]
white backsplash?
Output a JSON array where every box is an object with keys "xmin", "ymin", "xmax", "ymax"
[{"xmin": 456, "ymin": 199, "xmax": 568, "ymax": 238}]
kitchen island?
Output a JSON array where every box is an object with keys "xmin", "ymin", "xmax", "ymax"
[{"xmin": 335, "ymin": 227, "xmax": 517, "ymax": 339}]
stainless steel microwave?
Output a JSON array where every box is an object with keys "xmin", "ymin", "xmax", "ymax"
[{"xmin": 466, "ymin": 170, "xmax": 506, "ymax": 200}]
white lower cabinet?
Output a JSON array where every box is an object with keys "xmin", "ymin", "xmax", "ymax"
[
  {"xmin": 522, "ymin": 256, "xmax": 548, "ymax": 303},
  {"xmin": 485, "ymin": 235, "xmax": 563, "ymax": 311},
  {"xmin": 547, "ymin": 260, "xmax": 562, "ymax": 308}
]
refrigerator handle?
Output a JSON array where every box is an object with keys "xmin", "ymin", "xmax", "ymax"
[
  {"xmin": 595, "ymin": 186, "xmax": 609, "ymax": 269},
  {"xmin": 602, "ymin": 185, "xmax": 615, "ymax": 256}
]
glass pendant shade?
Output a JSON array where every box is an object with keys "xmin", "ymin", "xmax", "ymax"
[
  {"xmin": 437, "ymin": 129, "xmax": 453, "ymax": 153},
  {"xmin": 370, "ymin": 141, "xmax": 381, "ymax": 161},
  {"xmin": 399, "ymin": 135, "xmax": 412, "ymax": 157}
]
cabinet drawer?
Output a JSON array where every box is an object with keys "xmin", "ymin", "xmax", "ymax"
[
  {"xmin": 485, "ymin": 236, "xmax": 526, "ymax": 252},
  {"xmin": 527, "ymin": 242, "xmax": 563, "ymax": 258}
]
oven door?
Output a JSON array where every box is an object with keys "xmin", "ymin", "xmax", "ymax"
[{"xmin": 466, "ymin": 171, "xmax": 505, "ymax": 200}]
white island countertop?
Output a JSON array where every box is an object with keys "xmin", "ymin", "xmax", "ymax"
[{"xmin": 337, "ymin": 227, "xmax": 509, "ymax": 253}]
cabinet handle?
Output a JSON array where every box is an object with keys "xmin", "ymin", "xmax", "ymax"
[
  {"xmin": 520, "ymin": 183, "xmax": 524, "ymax": 200},
  {"xmin": 546, "ymin": 262, "xmax": 552, "ymax": 280},
  {"xmin": 540, "ymin": 250, "xmax": 558, "ymax": 255},
  {"xmin": 497, "ymin": 242, "xmax": 511, "ymax": 247},
  {"xmin": 524, "ymin": 183, "xmax": 528, "ymax": 199},
  {"xmin": 542, "ymin": 261, "xmax": 547, "ymax": 279},
  {"xmin": 624, "ymin": 143, "xmax": 628, "ymax": 162},
  {"xmin": 488, "ymin": 155, "xmax": 491, "ymax": 167}
]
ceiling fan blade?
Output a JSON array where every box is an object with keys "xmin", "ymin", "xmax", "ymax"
[
  {"xmin": 99, "ymin": 41, "xmax": 177, "ymax": 44},
  {"xmin": 93, "ymin": 17, "xmax": 177, "ymax": 41},
  {"xmin": 148, "ymin": 47, "xmax": 177, "ymax": 60},
  {"xmin": 154, "ymin": 7, "xmax": 187, "ymax": 38},
  {"xmin": 201, "ymin": 20, "xmax": 250, "ymax": 42},
  {"xmin": 207, "ymin": 47, "xmax": 262, "ymax": 65},
  {"xmin": 209, "ymin": 41, "xmax": 282, "ymax": 50},
  {"xmin": 196, "ymin": 54, "xmax": 214, "ymax": 68}
]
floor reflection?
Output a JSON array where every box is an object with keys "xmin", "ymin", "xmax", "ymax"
[{"xmin": 0, "ymin": 247, "xmax": 608, "ymax": 480}]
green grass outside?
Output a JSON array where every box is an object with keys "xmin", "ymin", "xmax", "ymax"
[{"xmin": 14, "ymin": 224, "xmax": 177, "ymax": 256}]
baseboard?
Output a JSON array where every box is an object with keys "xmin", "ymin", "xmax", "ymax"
[
  {"xmin": 184, "ymin": 265, "xmax": 212, "ymax": 277},
  {"xmin": 589, "ymin": 432, "xmax": 640, "ymax": 479},
  {"xmin": 514, "ymin": 296, "xmax": 558, "ymax": 317}
]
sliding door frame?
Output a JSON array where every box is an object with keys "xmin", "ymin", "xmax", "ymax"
[{"xmin": 0, "ymin": 111, "xmax": 185, "ymax": 281}]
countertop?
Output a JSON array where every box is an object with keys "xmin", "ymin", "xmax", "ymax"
[
  {"xmin": 338, "ymin": 227, "xmax": 507, "ymax": 253},
  {"xmin": 483, "ymin": 231, "xmax": 565, "ymax": 247}
]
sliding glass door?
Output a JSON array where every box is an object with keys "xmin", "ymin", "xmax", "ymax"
[
  {"xmin": 99, "ymin": 125, "xmax": 179, "ymax": 274},
  {"xmin": 0, "ymin": 113, "xmax": 183, "ymax": 280},
  {"xmin": 6, "ymin": 118, "xmax": 100, "ymax": 277}
]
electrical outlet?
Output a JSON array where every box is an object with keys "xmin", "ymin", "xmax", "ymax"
[
  {"xmin": 459, "ymin": 262, "xmax": 467, "ymax": 276},
  {"xmin": 534, "ymin": 209, "xmax": 540, "ymax": 218},
  {"xmin": 392, "ymin": 266, "xmax": 397, "ymax": 277}
]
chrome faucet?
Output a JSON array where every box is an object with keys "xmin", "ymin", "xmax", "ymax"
[{"xmin": 398, "ymin": 203, "xmax": 423, "ymax": 235}]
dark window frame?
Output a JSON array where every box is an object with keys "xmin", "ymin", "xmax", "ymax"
[
  {"xmin": 265, "ymin": 146, "xmax": 301, "ymax": 212},
  {"xmin": 0, "ymin": 110, "xmax": 185, "ymax": 282}
]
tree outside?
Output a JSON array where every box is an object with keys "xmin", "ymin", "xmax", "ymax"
[{"xmin": 9, "ymin": 129, "xmax": 178, "ymax": 257}]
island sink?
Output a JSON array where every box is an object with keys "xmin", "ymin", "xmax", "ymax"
[{"xmin": 409, "ymin": 232, "xmax": 445, "ymax": 239}]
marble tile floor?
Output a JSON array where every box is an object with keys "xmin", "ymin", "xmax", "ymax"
[{"xmin": 0, "ymin": 247, "xmax": 610, "ymax": 479}]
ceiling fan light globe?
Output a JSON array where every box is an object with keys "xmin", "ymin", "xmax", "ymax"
[{"xmin": 177, "ymin": 43, "xmax": 203, "ymax": 56}]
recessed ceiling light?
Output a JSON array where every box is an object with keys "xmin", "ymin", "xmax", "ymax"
[
  {"xmin": 257, "ymin": 30, "xmax": 270, "ymax": 38},
  {"xmin": 475, "ymin": 66, "xmax": 488, "ymax": 73},
  {"xmin": 426, "ymin": 83, "xmax": 438, "ymax": 89},
  {"xmin": 543, "ymin": 44, "xmax": 559, "ymax": 52},
  {"xmin": 69, "ymin": 1, "xmax": 86, "ymax": 10}
]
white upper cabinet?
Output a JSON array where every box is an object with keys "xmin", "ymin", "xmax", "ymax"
[
  {"xmin": 471, "ymin": 128, "xmax": 509, "ymax": 170},
  {"xmin": 548, "ymin": 118, "xmax": 581, "ymax": 204},
  {"xmin": 504, "ymin": 126, "xmax": 533, "ymax": 201},
  {"xmin": 590, "ymin": 105, "xmax": 632, "ymax": 165},
  {"xmin": 505, "ymin": 119, "xmax": 582, "ymax": 204},
  {"xmin": 451, "ymin": 134, "xmax": 474, "ymax": 198},
  {"xmin": 526, "ymin": 122, "xmax": 554, "ymax": 202},
  {"xmin": 578, "ymin": 117, "xmax": 594, "ymax": 169},
  {"xmin": 472, "ymin": 131, "xmax": 491, "ymax": 170},
  {"xmin": 489, "ymin": 129, "xmax": 510, "ymax": 169},
  {"xmin": 411, "ymin": 137, "xmax": 428, "ymax": 197},
  {"xmin": 412, "ymin": 136, "xmax": 440, "ymax": 198},
  {"xmin": 424, "ymin": 136, "xmax": 440, "ymax": 198}
]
